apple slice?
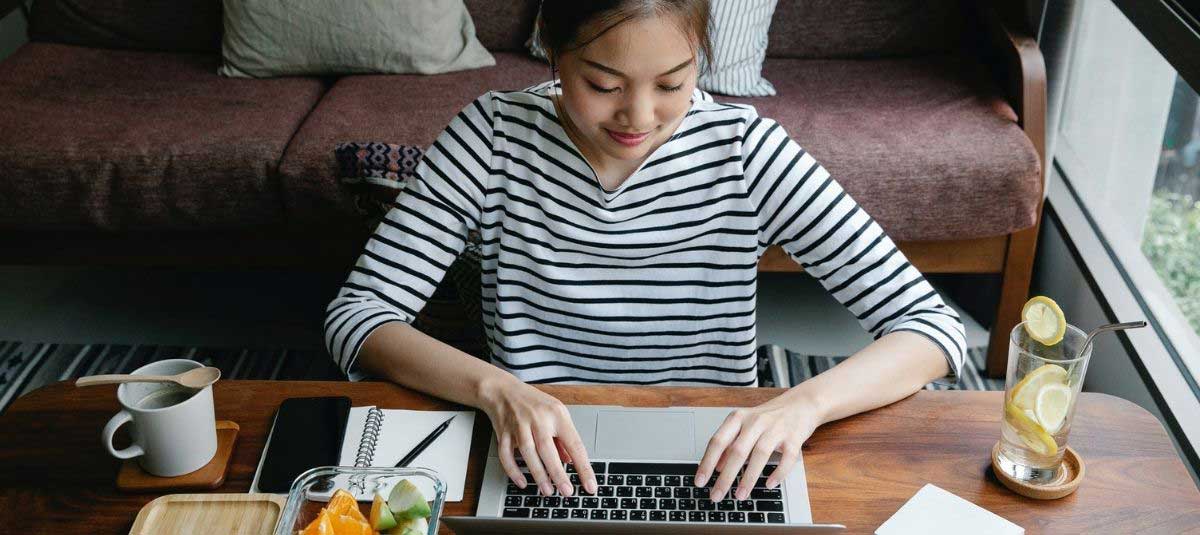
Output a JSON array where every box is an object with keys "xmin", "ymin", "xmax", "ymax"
[
  {"xmin": 387, "ymin": 479, "xmax": 431, "ymax": 520},
  {"xmin": 371, "ymin": 492, "xmax": 398, "ymax": 531},
  {"xmin": 387, "ymin": 516, "xmax": 428, "ymax": 535}
]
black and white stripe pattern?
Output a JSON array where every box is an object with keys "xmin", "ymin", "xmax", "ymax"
[
  {"xmin": 757, "ymin": 344, "xmax": 1004, "ymax": 392},
  {"xmin": 0, "ymin": 341, "xmax": 341, "ymax": 414},
  {"xmin": 697, "ymin": 0, "xmax": 778, "ymax": 97},
  {"xmin": 524, "ymin": 1, "xmax": 778, "ymax": 97},
  {"xmin": 325, "ymin": 81, "xmax": 966, "ymax": 386}
]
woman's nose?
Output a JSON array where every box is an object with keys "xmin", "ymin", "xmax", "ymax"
[{"xmin": 617, "ymin": 92, "xmax": 656, "ymax": 132}]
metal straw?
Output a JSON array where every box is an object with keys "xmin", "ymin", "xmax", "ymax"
[{"xmin": 1078, "ymin": 321, "xmax": 1147, "ymax": 359}]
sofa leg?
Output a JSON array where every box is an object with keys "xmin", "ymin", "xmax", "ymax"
[{"xmin": 986, "ymin": 224, "xmax": 1041, "ymax": 378}]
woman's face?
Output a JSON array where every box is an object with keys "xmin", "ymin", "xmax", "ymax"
[{"xmin": 554, "ymin": 15, "xmax": 698, "ymax": 168}]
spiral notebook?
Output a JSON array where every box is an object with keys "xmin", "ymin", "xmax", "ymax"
[{"xmin": 338, "ymin": 406, "xmax": 476, "ymax": 502}]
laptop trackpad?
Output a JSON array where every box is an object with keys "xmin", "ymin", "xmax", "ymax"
[{"xmin": 594, "ymin": 410, "xmax": 695, "ymax": 460}]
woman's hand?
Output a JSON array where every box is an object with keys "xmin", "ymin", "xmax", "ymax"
[
  {"xmin": 694, "ymin": 390, "xmax": 824, "ymax": 501},
  {"xmin": 478, "ymin": 375, "xmax": 598, "ymax": 498}
]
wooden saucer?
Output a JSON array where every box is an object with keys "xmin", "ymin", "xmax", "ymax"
[
  {"xmin": 117, "ymin": 420, "xmax": 239, "ymax": 492},
  {"xmin": 991, "ymin": 441, "xmax": 1084, "ymax": 500}
]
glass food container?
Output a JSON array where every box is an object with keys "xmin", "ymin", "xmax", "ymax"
[{"xmin": 274, "ymin": 466, "xmax": 446, "ymax": 535}]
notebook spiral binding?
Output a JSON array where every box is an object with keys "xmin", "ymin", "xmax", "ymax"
[{"xmin": 349, "ymin": 407, "xmax": 385, "ymax": 493}]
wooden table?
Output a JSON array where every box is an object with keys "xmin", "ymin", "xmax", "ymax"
[{"xmin": 0, "ymin": 381, "xmax": 1197, "ymax": 534}]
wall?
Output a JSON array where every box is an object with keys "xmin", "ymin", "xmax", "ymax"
[{"xmin": 0, "ymin": 2, "xmax": 27, "ymax": 60}]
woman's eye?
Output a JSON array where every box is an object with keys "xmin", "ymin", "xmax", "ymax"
[
  {"xmin": 587, "ymin": 82, "xmax": 618, "ymax": 94},
  {"xmin": 659, "ymin": 84, "xmax": 683, "ymax": 93}
]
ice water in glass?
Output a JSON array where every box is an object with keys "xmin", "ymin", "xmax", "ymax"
[{"xmin": 996, "ymin": 321, "xmax": 1092, "ymax": 484}]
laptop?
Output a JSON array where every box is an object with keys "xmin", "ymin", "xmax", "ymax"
[{"xmin": 444, "ymin": 405, "xmax": 845, "ymax": 533}]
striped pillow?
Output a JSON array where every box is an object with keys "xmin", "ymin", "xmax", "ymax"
[{"xmin": 525, "ymin": 0, "xmax": 778, "ymax": 97}]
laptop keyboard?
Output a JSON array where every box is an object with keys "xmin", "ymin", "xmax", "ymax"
[{"xmin": 501, "ymin": 460, "xmax": 786, "ymax": 523}]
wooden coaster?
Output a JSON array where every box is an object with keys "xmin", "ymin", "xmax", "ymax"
[
  {"xmin": 129, "ymin": 493, "xmax": 284, "ymax": 535},
  {"xmin": 991, "ymin": 441, "xmax": 1084, "ymax": 500},
  {"xmin": 117, "ymin": 420, "xmax": 240, "ymax": 492}
]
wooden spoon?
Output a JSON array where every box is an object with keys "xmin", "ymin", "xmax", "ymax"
[{"xmin": 75, "ymin": 366, "xmax": 221, "ymax": 389}]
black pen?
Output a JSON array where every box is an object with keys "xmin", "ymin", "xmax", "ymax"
[{"xmin": 395, "ymin": 415, "xmax": 457, "ymax": 467}]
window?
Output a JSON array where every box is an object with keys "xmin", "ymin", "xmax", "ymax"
[{"xmin": 1054, "ymin": 0, "xmax": 1200, "ymax": 386}]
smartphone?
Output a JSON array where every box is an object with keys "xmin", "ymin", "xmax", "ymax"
[{"xmin": 256, "ymin": 396, "xmax": 351, "ymax": 493}]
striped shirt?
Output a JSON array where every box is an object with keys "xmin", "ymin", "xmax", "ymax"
[{"xmin": 325, "ymin": 80, "xmax": 966, "ymax": 386}]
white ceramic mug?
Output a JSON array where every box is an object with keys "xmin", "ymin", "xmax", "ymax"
[{"xmin": 102, "ymin": 359, "xmax": 218, "ymax": 477}]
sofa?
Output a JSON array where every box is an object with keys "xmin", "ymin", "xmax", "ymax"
[{"xmin": 0, "ymin": 0, "xmax": 1044, "ymax": 377}]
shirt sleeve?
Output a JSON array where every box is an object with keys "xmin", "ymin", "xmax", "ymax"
[
  {"xmin": 324, "ymin": 92, "xmax": 494, "ymax": 381},
  {"xmin": 743, "ymin": 114, "xmax": 967, "ymax": 383}
]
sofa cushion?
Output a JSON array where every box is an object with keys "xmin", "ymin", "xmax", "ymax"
[
  {"xmin": 0, "ymin": 43, "xmax": 327, "ymax": 231},
  {"xmin": 278, "ymin": 51, "xmax": 550, "ymax": 230},
  {"xmin": 721, "ymin": 54, "xmax": 1041, "ymax": 241},
  {"xmin": 29, "ymin": 0, "xmax": 223, "ymax": 53}
]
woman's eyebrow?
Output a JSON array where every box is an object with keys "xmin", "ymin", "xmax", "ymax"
[{"xmin": 581, "ymin": 57, "xmax": 693, "ymax": 77}]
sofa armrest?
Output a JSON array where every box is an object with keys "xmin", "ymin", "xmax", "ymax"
[{"xmin": 978, "ymin": 2, "xmax": 1047, "ymax": 180}]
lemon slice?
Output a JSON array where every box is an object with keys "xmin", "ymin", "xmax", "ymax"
[
  {"xmin": 1035, "ymin": 383, "xmax": 1072, "ymax": 434},
  {"xmin": 1022, "ymin": 296, "xmax": 1066, "ymax": 345},
  {"xmin": 1010, "ymin": 363, "xmax": 1068, "ymax": 410},
  {"xmin": 1005, "ymin": 402, "xmax": 1058, "ymax": 456}
]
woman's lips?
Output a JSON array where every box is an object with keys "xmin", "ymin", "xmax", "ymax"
[{"xmin": 606, "ymin": 128, "xmax": 650, "ymax": 147}]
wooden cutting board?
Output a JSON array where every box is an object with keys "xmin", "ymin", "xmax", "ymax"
[{"xmin": 128, "ymin": 493, "xmax": 285, "ymax": 535}]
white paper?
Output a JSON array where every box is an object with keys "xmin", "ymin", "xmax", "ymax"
[
  {"xmin": 876, "ymin": 484, "xmax": 1023, "ymax": 535},
  {"xmin": 340, "ymin": 407, "xmax": 475, "ymax": 502}
]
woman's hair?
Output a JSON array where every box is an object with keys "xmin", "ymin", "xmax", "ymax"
[{"xmin": 537, "ymin": 0, "xmax": 713, "ymax": 78}]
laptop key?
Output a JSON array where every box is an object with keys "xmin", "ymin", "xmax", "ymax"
[
  {"xmin": 608, "ymin": 462, "xmax": 699, "ymax": 475},
  {"xmin": 718, "ymin": 499, "xmax": 736, "ymax": 511},
  {"xmin": 728, "ymin": 512, "xmax": 747, "ymax": 522},
  {"xmin": 597, "ymin": 486, "xmax": 615, "ymax": 497},
  {"xmin": 688, "ymin": 511, "xmax": 706, "ymax": 522},
  {"xmin": 616, "ymin": 486, "xmax": 634, "ymax": 497},
  {"xmin": 737, "ymin": 500, "xmax": 754, "ymax": 511},
  {"xmin": 679, "ymin": 498, "xmax": 697, "ymax": 510},
  {"xmin": 532, "ymin": 508, "xmax": 549, "ymax": 519},
  {"xmin": 552, "ymin": 509, "xmax": 569, "ymax": 519},
  {"xmin": 590, "ymin": 509, "xmax": 607, "ymax": 520},
  {"xmin": 645, "ymin": 475, "xmax": 663, "ymax": 486},
  {"xmin": 610, "ymin": 510, "xmax": 628, "ymax": 521},
  {"xmin": 654, "ymin": 487, "xmax": 672, "ymax": 498},
  {"xmin": 504, "ymin": 496, "xmax": 522, "ymax": 507},
  {"xmin": 659, "ymin": 498, "xmax": 676, "ymax": 510},
  {"xmin": 630, "ymin": 510, "xmax": 648, "ymax": 521},
  {"xmin": 698, "ymin": 500, "xmax": 716, "ymax": 511},
  {"xmin": 625, "ymin": 475, "xmax": 643, "ymax": 486},
  {"xmin": 601, "ymin": 498, "xmax": 618, "ymax": 509},
  {"xmin": 756, "ymin": 500, "xmax": 784, "ymax": 512},
  {"xmin": 751, "ymin": 488, "xmax": 782, "ymax": 500},
  {"xmin": 669, "ymin": 511, "xmax": 687, "ymax": 522},
  {"xmin": 507, "ymin": 483, "xmax": 537, "ymax": 496},
  {"xmin": 640, "ymin": 498, "xmax": 656, "ymax": 509},
  {"xmin": 569, "ymin": 474, "xmax": 581, "ymax": 485},
  {"xmin": 592, "ymin": 462, "xmax": 607, "ymax": 474},
  {"xmin": 502, "ymin": 507, "xmax": 530, "ymax": 518},
  {"xmin": 523, "ymin": 496, "xmax": 541, "ymax": 508},
  {"xmin": 683, "ymin": 475, "xmax": 695, "ymax": 487},
  {"xmin": 694, "ymin": 487, "xmax": 710, "ymax": 500},
  {"xmin": 649, "ymin": 511, "xmax": 667, "ymax": 522},
  {"xmin": 768, "ymin": 513, "xmax": 785, "ymax": 523},
  {"xmin": 707, "ymin": 511, "xmax": 727, "ymax": 522},
  {"xmin": 544, "ymin": 496, "xmax": 561, "ymax": 508},
  {"xmin": 570, "ymin": 509, "xmax": 588, "ymax": 519},
  {"xmin": 620, "ymin": 498, "xmax": 638, "ymax": 509},
  {"xmin": 562, "ymin": 497, "xmax": 580, "ymax": 508},
  {"xmin": 664, "ymin": 475, "xmax": 682, "ymax": 486},
  {"xmin": 674, "ymin": 487, "xmax": 691, "ymax": 498},
  {"xmin": 636, "ymin": 487, "xmax": 653, "ymax": 498},
  {"xmin": 607, "ymin": 474, "xmax": 624, "ymax": 485},
  {"xmin": 748, "ymin": 512, "xmax": 766, "ymax": 523},
  {"xmin": 582, "ymin": 497, "xmax": 599, "ymax": 508}
]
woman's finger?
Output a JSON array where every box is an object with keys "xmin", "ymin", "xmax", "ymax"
[
  {"xmin": 736, "ymin": 433, "xmax": 780, "ymax": 501},
  {"xmin": 556, "ymin": 417, "xmax": 598, "ymax": 494},
  {"xmin": 533, "ymin": 424, "xmax": 572, "ymax": 496},
  {"xmin": 497, "ymin": 433, "xmax": 527, "ymax": 488},
  {"xmin": 517, "ymin": 426, "xmax": 553, "ymax": 496},
  {"xmin": 710, "ymin": 424, "xmax": 765, "ymax": 501},
  {"xmin": 695, "ymin": 412, "xmax": 742, "ymax": 487},
  {"xmin": 766, "ymin": 442, "xmax": 801, "ymax": 489}
]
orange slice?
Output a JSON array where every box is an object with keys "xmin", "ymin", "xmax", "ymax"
[
  {"xmin": 299, "ymin": 509, "xmax": 335, "ymax": 535},
  {"xmin": 327, "ymin": 489, "xmax": 368, "ymax": 524}
]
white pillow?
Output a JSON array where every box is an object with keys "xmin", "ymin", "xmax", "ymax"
[{"xmin": 525, "ymin": 0, "xmax": 777, "ymax": 97}]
